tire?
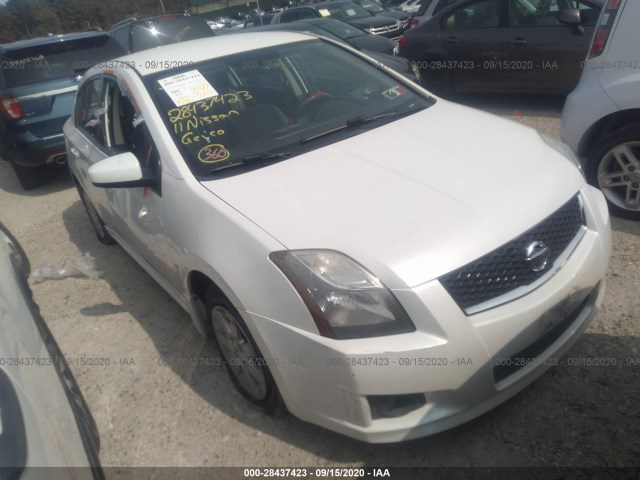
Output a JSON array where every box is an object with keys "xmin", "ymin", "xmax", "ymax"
[
  {"xmin": 419, "ymin": 60, "xmax": 453, "ymax": 98},
  {"xmin": 10, "ymin": 161, "xmax": 46, "ymax": 190},
  {"xmin": 586, "ymin": 123, "xmax": 640, "ymax": 221},
  {"xmin": 77, "ymin": 186, "xmax": 116, "ymax": 245},
  {"xmin": 206, "ymin": 287, "xmax": 285, "ymax": 416}
]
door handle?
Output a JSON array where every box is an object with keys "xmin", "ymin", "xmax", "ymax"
[
  {"xmin": 69, "ymin": 146, "xmax": 80, "ymax": 156},
  {"xmin": 508, "ymin": 37, "xmax": 527, "ymax": 45},
  {"xmin": 443, "ymin": 36, "xmax": 459, "ymax": 44}
]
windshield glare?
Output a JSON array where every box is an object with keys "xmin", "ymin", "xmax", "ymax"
[{"xmin": 149, "ymin": 39, "xmax": 432, "ymax": 176}]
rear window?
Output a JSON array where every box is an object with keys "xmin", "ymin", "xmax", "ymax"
[
  {"xmin": 0, "ymin": 35, "xmax": 126, "ymax": 88},
  {"xmin": 131, "ymin": 16, "xmax": 214, "ymax": 52}
]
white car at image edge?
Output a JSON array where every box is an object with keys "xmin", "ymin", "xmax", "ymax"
[
  {"xmin": 561, "ymin": 0, "xmax": 640, "ymax": 220},
  {"xmin": 65, "ymin": 32, "xmax": 611, "ymax": 442}
]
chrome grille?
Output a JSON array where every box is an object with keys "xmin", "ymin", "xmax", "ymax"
[{"xmin": 440, "ymin": 195, "xmax": 585, "ymax": 313}]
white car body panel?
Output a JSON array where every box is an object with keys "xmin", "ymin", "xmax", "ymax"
[
  {"xmin": 561, "ymin": 0, "xmax": 640, "ymax": 155},
  {"xmin": 203, "ymin": 101, "xmax": 584, "ymax": 288}
]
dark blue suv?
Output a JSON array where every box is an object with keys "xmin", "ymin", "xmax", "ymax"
[{"xmin": 0, "ymin": 31, "xmax": 126, "ymax": 189}]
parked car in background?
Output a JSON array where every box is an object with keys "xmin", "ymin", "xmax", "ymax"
[
  {"xmin": 0, "ymin": 32, "xmax": 126, "ymax": 190},
  {"xmin": 561, "ymin": 0, "xmax": 640, "ymax": 220},
  {"xmin": 231, "ymin": 20, "xmax": 417, "ymax": 79},
  {"xmin": 381, "ymin": 0, "xmax": 410, "ymax": 7},
  {"xmin": 243, "ymin": 13, "xmax": 277, "ymax": 28},
  {"xmin": 0, "ymin": 222, "xmax": 103, "ymax": 478},
  {"xmin": 409, "ymin": 0, "xmax": 460, "ymax": 27},
  {"xmin": 109, "ymin": 12, "xmax": 214, "ymax": 53},
  {"xmin": 349, "ymin": 0, "xmax": 412, "ymax": 28},
  {"xmin": 398, "ymin": 0, "xmax": 423, "ymax": 14},
  {"xmin": 207, "ymin": 17, "xmax": 241, "ymax": 29},
  {"xmin": 66, "ymin": 32, "xmax": 610, "ymax": 442},
  {"xmin": 266, "ymin": 17, "xmax": 397, "ymax": 53},
  {"xmin": 271, "ymin": 1, "xmax": 406, "ymax": 39},
  {"xmin": 398, "ymin": 0, "xmax": 603, "ymax": 95}
]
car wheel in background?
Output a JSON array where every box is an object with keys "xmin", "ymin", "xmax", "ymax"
[
  {"xmin": 77, "ymin": 186, "xmax": 116, "ymax": 245},
  {"xmin": 207, "ymin": 286, "xmax": 285, "ymax": 416},
  {"xmin": 9, "ymin": 162, "xmax": 46, "ymax": 190},
  {"xmin": 587, "ymin": 123, "xmax": 640, "ymax": 220}
]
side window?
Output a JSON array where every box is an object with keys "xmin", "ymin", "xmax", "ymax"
[
  {"xmin": 444, "ymin": 0, "xmax": 503, "ymax": 28},
  {"xmin": 75, "ymin": 76, "xmax": 105, "ymax": 146},
  {"xmin": 113, "ymin": 27, "xmax": 131, "ymax": 52},
  {"xmin": 509, "ymin": 0, "xmax": 562, "ymax": 26},
  {"xmin": 103, "ymin": 78, "xmax": 161, "ymax": 186}
]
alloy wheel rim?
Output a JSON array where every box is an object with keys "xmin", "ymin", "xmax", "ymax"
[
  {"xmin": 211, "ymin": 306, "xmax": 267, "ymax": 400},
  {"xmin": 597, "ymin": 141, "xmax": 640, "ymax": 212}
]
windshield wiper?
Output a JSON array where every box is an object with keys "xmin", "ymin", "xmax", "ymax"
[
  {"xmin": 301, "ymin": 107, "xmax": 426, "ymax": 144},
  {"xmin": 209, "ymin": 151, "xmax": 291, "ymax": 173}
]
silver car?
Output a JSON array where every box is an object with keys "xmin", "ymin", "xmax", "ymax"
[{"xmin": 65, "ymin": 32, "xmax": 611, "ymax": 442}]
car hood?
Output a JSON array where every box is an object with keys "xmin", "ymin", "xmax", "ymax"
[
  {"xmin": 376, "ymin": 10, "xmax": 410, "ymax": 20},
  {"xmin": 200, "ymin": 101, "xmax": 584, "ymax": 289},
  {"xmin": 349, "ymin": 33, "xmax": 396, "ymax": 54}
]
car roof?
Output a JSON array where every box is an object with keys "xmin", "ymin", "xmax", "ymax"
[
  {"xmin": 289, "ymin": 0, "xmax": 357, "ymax": 9},
  {"xmin": 0, "ymin": 31, "xmax": 112, "ymax": 52},
  {"xmin": 111, "ymin": 12, "xmax": 194, "ymax": 29},
  {"xmin": 116, "ymin": 31, "xmax": 317, "ymax": 76}
]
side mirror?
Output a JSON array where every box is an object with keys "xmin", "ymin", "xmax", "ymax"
[
  {"xmin": 559, "ymin": 8, "xmax": 581, "ymax": 26},
  {"xmin": 88, "ymin": 152, "xmax": 155, "ymax": 188}
]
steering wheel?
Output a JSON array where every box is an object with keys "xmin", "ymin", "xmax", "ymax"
[{"xmin": 294, "ymin": 91, "xmax": 333, "ymax": 120}]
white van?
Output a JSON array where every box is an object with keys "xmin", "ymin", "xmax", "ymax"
[{"xmin": 561, "ymin": 0, "xmax": 640, "ymax": 220}]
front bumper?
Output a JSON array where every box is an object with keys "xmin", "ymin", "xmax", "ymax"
[{"xmin": 247, "ymin": 185, "xmax": 611, "ymax": 442}]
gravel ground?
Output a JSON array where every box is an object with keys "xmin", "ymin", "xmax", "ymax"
[{"xmin": 0, "ymin": 94, "xmax": 638, "ymax": 473}]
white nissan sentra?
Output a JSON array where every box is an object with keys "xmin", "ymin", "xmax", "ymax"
[{"xmin": 64, "ymin": 32, "xmax": 612, "ymax": 442}]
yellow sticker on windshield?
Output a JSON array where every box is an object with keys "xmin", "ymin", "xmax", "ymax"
[{"xmin": 158, "ymin": 70, "xmax": 219, "ymax": 107}]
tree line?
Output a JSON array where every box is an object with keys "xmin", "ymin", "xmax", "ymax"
[{"xmin": 0, "ymin": 0, "xmax": 193, "ymax": 44}]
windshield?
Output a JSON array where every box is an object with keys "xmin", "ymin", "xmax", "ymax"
[
  {"xmin": 355, "ymin": 0, "xmax": 386, "ymax": 13},
  {"xmin": 147, "ymin": 39, "xmax": 432, "ymax": 176},
  {"xmin": 131, "ymin": 16, "xmax": 214, "ymax": 51},
  {"xmin": 324, "ymin": 3, "xmax": 373, "ymax": 20},
  {"xmin": 315, "ymin": 18, "xmax": 367, "ymax": 38},
  {"xmin": 0, "ymin": 36, "xmax": 125, "ymax": 88}
]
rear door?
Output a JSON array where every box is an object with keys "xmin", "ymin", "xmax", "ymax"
[{"xmin": 501, "ymin": 0, "xmax": 601, "ymax": 92}]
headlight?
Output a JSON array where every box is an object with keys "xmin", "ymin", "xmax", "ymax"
[
  {"xmin": 540, "ymin": 133, "xmax": 586, "ymax": 180},
  {"xmin": 364, "ymin": 27, "xmax": 374, "ymax": 33},
  {"xmin": 270, "ymin": 250, "xmax": 415, "ymax": 339}
]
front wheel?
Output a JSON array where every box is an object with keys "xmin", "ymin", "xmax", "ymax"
[
  {"xmin": 587, "ymin": 123, "xmax": 640, "ymax": 220},
  {"xmin": 207, "ymin": 287, "xmax": 285, "ymax": 416}
]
